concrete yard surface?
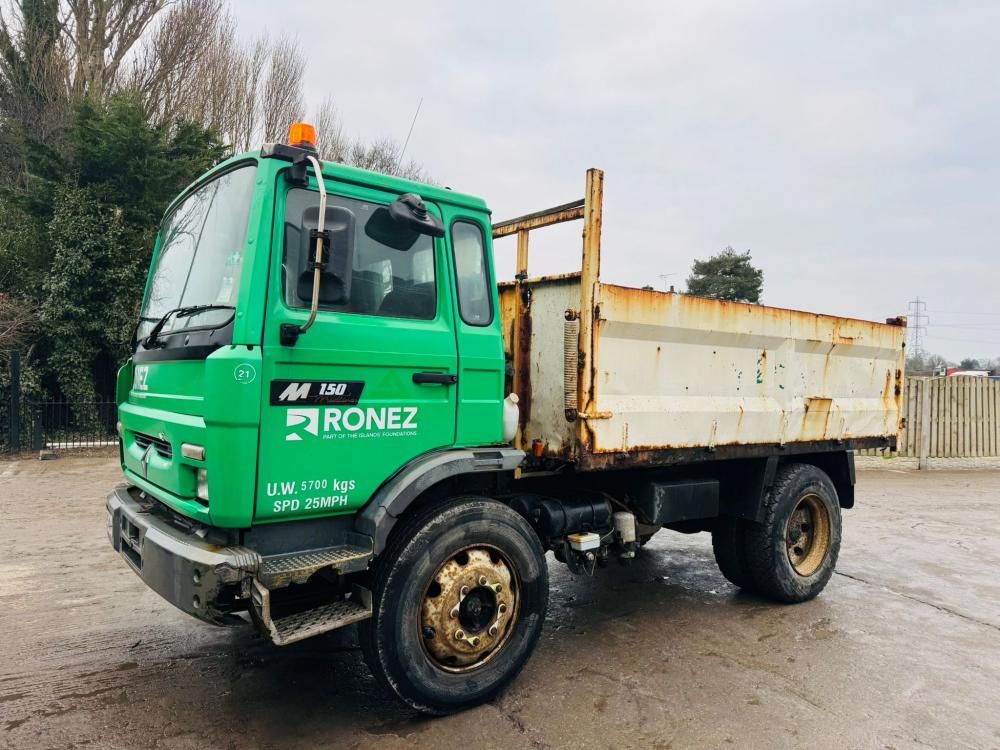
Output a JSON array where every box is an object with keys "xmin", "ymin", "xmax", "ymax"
[{"xmin": 2, "ymin": 455, "xmax": 999, "ymax": 749}]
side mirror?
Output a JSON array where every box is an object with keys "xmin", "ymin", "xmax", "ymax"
[
  {"xmin": 390, "ymin": 194, "xmax": 445, "ymax": 238},
  {"xmin": 365, "ymin": 193, "xmax": 444, "ymax": 250}
]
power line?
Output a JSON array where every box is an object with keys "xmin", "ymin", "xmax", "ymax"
[
  {"xmin": 929, "ymin": 324, "xmax": 1000, "ymax": 331},
  {"xmin": 927, "ymin": 309, "xmax": 1000, "ymax": 317},
  {"xmin": 924, "ymin": 334, "xmax": 1000, "ymax": 346}
]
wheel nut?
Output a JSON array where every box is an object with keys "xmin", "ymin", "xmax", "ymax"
[
  {"xmin": 492, "ymin": 583, "xmax": 502, "ymax": 593},
  {"xmin": 479, "ymin": 576, "xmax": 488, "ymax": 586},
  {"xmin": 455, "ymin": 629, "xmax": 465, "ymax": 641},
  {"xmin": 422, "ymin": 626, "xmax": 436, "ymax": 640}
]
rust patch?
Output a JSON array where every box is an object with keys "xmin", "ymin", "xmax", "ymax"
[
  {"xmin": 802, "ymin": 397, "xmax": 834, "ymax": 438},
  {"xmin": 577, "ymin": 437, "xmax": 895, "ymax": 471},
  {"xmin": 599, "ymin": 281, "xmax": 901, "ymax": 335},
  {"xmin": 514, "ymin": 288, "xmax": 533, "ymax": 437}
]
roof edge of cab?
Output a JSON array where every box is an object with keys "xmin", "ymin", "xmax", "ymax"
[{"xmin": 162, "ymin": 149, "xmax": 490, "ymax": 225}]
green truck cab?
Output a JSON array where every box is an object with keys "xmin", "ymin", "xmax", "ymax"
[
  {"xmin": 109, "ymin": 136, "xmax": 530, "ymax": 713},
  {"xmin": 108, "ymin": 127, "xmax": 903, "ymax": 713}
]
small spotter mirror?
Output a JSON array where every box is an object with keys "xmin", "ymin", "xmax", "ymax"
[
  {"xmin": 364, "ymin": 193, "xmax": 444, "ymax": 251},
  {"xmin": 391, "ymin": 194, "xmax": 445, "ymax": 238}
]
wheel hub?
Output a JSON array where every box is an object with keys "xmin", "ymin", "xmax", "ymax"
[
  {"xmin": 421, "ymin": 547, "xmax": 518, "ymax": 671},
  {"xmin": 785, "ymin": 492, "xmax": 831, "ymax": 576}
]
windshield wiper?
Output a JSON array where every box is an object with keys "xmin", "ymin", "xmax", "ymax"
[{"xmin": 142, "ymin": 304, "xmax": 235, "ymax": 349}]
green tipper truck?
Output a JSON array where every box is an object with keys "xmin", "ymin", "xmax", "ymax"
[{"xmin": 107, "ymin": 123, "xmax": 907, "ymax": 713}]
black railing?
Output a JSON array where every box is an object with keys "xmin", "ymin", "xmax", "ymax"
[
  {"xmin": 3, "ymin": 399, "xmax": 119, "ymax": 454},
  {"xmin": 3, "ymin": 353, "xmax": 118, "ymax": 454}
]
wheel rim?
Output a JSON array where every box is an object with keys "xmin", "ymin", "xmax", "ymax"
[
  {"xmin": 420, "ymin": 545, "xmax": 520, "ymax": 672},
  {"xmin": 785, "ymin": 492, "xmax": 831, "ymax": 577}
]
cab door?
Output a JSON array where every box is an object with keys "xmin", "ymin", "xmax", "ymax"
[{"xmin": 256, "ymin": 175, "xmax": 457, "ymax": 523}]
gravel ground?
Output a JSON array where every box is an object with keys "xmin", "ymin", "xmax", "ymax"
[{"xmin": 2, "ymin": 455, "xmax": 999, "ymax": 749}]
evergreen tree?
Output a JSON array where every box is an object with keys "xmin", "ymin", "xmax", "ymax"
[{"xmin": 685, "ymin": 247, "xmax": 764, "ymax": 303}]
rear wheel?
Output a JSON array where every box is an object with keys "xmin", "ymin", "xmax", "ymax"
[
  {"xmin": 359, "ymin": 497, "xmax": 548, "ymax": 714},
  {"xmin": 743, "ymin": 463, "xmax": 842, "ymax": 603}
]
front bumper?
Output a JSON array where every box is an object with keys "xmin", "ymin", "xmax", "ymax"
[{"xmin": 106, "ymin": 484, "xmax": 260, "ymax": 624}]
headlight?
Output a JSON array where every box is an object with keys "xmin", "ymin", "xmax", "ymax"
[{"xmin": 196, "ymin": 468, "xmax": 209, "ymax": 502}]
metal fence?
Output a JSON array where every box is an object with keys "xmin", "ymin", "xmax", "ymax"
[{"xmin": 2, "ymin": 353, "xmax": 118, "ymax": 454}]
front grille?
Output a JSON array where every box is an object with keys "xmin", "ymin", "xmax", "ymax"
[{"xmin": 134, "ymin": 431, "xmax": 172, "ymax": 458}]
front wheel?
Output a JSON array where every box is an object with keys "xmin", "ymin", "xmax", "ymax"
[{"xmin": 359, "ymin": 497, "xmax": 549, "ymax": 714}]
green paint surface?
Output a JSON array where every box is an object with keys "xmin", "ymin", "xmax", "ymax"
[{"xmin": 117, "ymin": 152, "xmax": 505, "ymax": 528}]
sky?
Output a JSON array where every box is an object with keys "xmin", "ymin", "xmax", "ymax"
[{"xmin": 236, "ymin": 0, "xmax": 1000, "ymax": 362}]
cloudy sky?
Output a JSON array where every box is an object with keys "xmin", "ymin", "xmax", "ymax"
[{"xmin": 238, "ymin": 1, "xmax": 1000, "ymax": 361}]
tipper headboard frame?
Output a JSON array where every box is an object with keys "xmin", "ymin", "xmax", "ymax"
[{"xmin": 492, "ymin": 168, "xmax": 605, "ymax": 453}]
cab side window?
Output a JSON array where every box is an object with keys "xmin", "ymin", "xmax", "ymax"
[
  {"xmin": 451, "ymin": 221, "xmax": 492, "ymax": 326},
  {"xmin": 283, "ymin": 188, "xmax": 437, "ymax": 320}
]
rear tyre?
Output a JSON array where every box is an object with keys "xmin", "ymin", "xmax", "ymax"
[
  {"xmin": 711, "ymin": 516, "xmax": 754, "ymax": 591},
  {"xmin": 743, "ymin": 463, "xmax": 842, "ymax": 603},
  {"xmin": 359, "ymin": 497, "xmax": 549, "ymax": 714}
]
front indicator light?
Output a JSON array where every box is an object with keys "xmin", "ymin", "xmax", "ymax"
[
  {"xmin": 196, "ymin": 469, "xmax": 209, "ymax": 502},
  {"xmin": 181, "ymin": 443, "xmax": 205, "ymax": 461}
]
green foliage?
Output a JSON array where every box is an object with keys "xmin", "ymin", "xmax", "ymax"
[
  {"xmin": 41, "ymin": 185, "xmax": 128, "ymax": 402},
  {"xmin": 72, "ymin": 97, "xmax": 225, "ymax": 230},
  {"xmin": 685, "ymin": 247, "xmax": 763, "ymax": 304},
  {"xmin": 0, "ymin": 93, "xmax": 224, "ymax": 402},
  {"xmin": 959, "ymin": 357, "xmax": 982, "ymax": 370}
]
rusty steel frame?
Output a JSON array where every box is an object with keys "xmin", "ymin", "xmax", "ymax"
[
  {"xmin": 492, "ymin": 199, "xmax": 585, "ymax": 238},
  {"xmin": 494, "ymin": 167, "xmax": 906, "ymax": 470},
  {"xmin": 492, "ymin": 169, "xmax": 605, "ymax": 452},
  {"xmin": 577, "ymin": 168, "xmax": 604, "ymax": 454}
]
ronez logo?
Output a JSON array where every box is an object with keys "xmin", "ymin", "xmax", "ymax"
[{"xmin": 285, "ymin": 408, "xmax": 319, "ymax": 441}]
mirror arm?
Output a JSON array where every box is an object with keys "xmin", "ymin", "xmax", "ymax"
[{"xmin": 283, "ymin": 155, "xmax": 327, "ymax": 347}]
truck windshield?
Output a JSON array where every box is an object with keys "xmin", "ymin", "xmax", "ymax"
[{"xmin": 137, "ymin": 164, "xmax": 257, "ymax": 342}]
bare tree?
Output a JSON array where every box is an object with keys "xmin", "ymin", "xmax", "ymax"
[
  {"xmin": 1, "ymin": 0, "xmax": 430, "ymax": 181},
  {"xmin": 260, "ymin": 34, "xmax": 303, "ymax": 142},
  {"xmin": 61, "ymin": 0, "xmax": 169, "ymax": 97},
  {"xmin": 0, "ymin": 291, "xmax": 37, "ymax": 355},
  {"xmin": 123, "ymin": 0, "xmax": 223, "ymax": 122},
  {"xmin": 222, "ymin": 33, "xmax": 262, "ymax": 151},
  {"xmin": 313, "ymin": 94, "xmax": 348, "ymax": 162},
  {"xmin": 344, "ymin": 135, "xmax": 428, "ymax": 182},
  {"xmin": 0, "ymin": 0, "xmax": 71, "ymax": 146}
]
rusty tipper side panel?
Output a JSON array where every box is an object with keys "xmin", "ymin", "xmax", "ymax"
[
  {"xmin": 500, "ymin": 280, "xmax": 906, "ymax": 469},
  {"xmin": 494, "ymin": 168, "xmax": 906, "ymax": 472},
  {"xmin": 583, "ymin": 284, "xmax": 906, "ymax": 461}
]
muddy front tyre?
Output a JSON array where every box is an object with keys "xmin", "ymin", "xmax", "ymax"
[
  {"xmin": 744, "ymin": 463, "xmax": 842, "ymax": 603},
  {"xmin": 359, "ymin": 498, "xmax": 549, "ymax": 714},
  {"xmin": 712, "ymin": 516, "xmax": 753, "ymax": 591}
]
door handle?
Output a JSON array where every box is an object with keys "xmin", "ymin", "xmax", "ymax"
[{"xmin": 413, "ymin": 372, "xmax": 458, "ymax": 385}]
